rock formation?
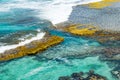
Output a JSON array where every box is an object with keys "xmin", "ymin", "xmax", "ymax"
[
  {"xmin": 0, "ymin": 34, "xmax": 64, "ymax": 61},
  {"xmin": 58, "ymin": 70, "xmax": 107, "ymax": 80}
]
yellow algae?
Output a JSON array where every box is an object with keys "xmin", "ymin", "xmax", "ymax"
[
  {"xmin": 103, "ymin": 0, "xmax": 120, "ymax": 2},
  {"xmin": 0, "ymin": 36, "xmax": 64, "ymax": 61},
  {"xmin": 62, "ymin": 24, "xmax": 120, "ymax": 43},
  {"xmin": 87, "ymin": 0, "xmax": 120, "ymax": 9},
  {"xmin": 64, "ymin": 24, "xmax": 99, "ymax": 36}
]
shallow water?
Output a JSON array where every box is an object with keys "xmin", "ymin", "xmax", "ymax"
[
  {"xmin": 38, "ymin": 30, "xmax": 101, "ymax": 59},
  {"xmin": 0, "ymin": 56, "xmax": 115, "ymax": 80},
  {"xmin": 0, "ymin": 29, "xmax": 117, "ymax": 80}
]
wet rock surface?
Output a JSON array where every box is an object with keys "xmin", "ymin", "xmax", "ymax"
[
  {"xmin": 69, "ymin": 1, "xmax": 120, "ymax": 31},
  {"xmin": 55, "ymin": 23, "xmax": 120, "ymax": 44},
  {"xmin": 0, "ymin": 34, "xmax": 64, "ymax": 61},
  {"xmin": 55, "ymin": 23, "xmax": 120, "ymax": 80},
  {"xmin": 102, "ymin": 47, "xmax": 120, "ymax": 58},
  {"xmin": 58, "ymin": 70, "xmax": 107, "ymax": 80}
]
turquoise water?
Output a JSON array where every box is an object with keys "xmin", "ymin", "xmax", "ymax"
[
  {"xmin": 0, "ymin": 56, "xmax": 114, "ymax": 80},
  {"xmin": 38, "ymin": 30, "xmax": 101, "ymax": 59},
  {"xmin": 0, "ymin": 8, "xmax": 52, "ymax": 45},
  {"xmin": 0, "ymin": 30, "xmax": 116, "ymax": 80},
  {"xmin": 0, "ymin": 0, "xmax": 117, "ymax": 80}
]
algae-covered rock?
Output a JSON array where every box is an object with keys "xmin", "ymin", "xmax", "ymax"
[
  {"xmin": 86, "ymin": 0, "xmax": 120, "ymax": 9},
  {"xmin": 64, "ymin": 24, "xmax": 99, "ymax": 36},
  {"xmin": 56, "ymin": 23, "xmax": 120, "ymax": 44},
  {"xmin": 0, "ymin": 35, "xmax": 64, "ymax": 61}
]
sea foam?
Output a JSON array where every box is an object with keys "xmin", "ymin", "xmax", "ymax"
[
  {"xmin": 0, "ymin": 0, "xmax": 102, "ymax": 24},
  {"xmin": 0, "ymin": 0, "xmax": 102, "ymax": 53},
  {"xmin": 0, "ymin": 31, "xmax": 45, "ymax": 53}
]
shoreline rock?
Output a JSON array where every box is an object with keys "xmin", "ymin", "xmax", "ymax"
[
  {"xmin": 102, "ymin": 47, "xmax": 120, "ymax": 58},
  {"xmin": 0, "ymin": 34, "xmax": 64, "ymax": 61},
  {"xmin": 69, "ymin": 0, "xmax": 120, "ymax": 31},
  {"xmin": 58, "ymin": 70, "xmax": 107, "ymax": 80},
  {"xmin": 55, "ymin": 23, "xmax": 120, "ymax": 62},
  {"xmin": 55, "ymin": 23, "xmax": 120, "ymax": 44}
]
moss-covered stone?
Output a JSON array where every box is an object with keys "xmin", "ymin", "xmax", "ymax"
[{"xmin": 0, "ymin": 35, "xmax": 64, "ymax": 61}]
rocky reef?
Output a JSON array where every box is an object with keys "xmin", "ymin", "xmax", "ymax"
[
  {"xmin": 102, "ymin": 47, "xmax": 120, "ymax": 59},
  {"xmin": 0, "ymin": 34, "xmax": 64, "ymax": 61},
  {"xmin": 58, "ymin": 70, "xmax": 107, "ymax": 80},
  {"xmin": 56, "ymin": 23, "xmax": 120, "ymax": 80}
]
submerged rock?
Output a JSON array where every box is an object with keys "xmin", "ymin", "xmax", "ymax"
[
  {"xmin": 0, "ymin": 34, "xmax": 64, "ymax": 61},
  {"xmin": 111, "ymin": 71, "xmax": 120, "ymax": 79},
  {"xmin": 71, "ymin": 72, "xmax": 82, "ymax": 78},
  {"xmin": 98, "ymin": 47, "xmax": 120, "ymax": 61},
  {"xmin": 103, "ymin": 47, "xmax": 120, "ymax": 58},
  {"xmin": 59, "ymin": 76, "xmax": 72, "ymax": 80}
]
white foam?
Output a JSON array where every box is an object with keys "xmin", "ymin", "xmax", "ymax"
[
  {"xmin": 0, "ymin": 31, "xmax": 45, "ymax": 53},
  {"xmin": 0, "ymin": 0, "xmax": 102, "ymax": 53},
  {"xmin": 18, "ymin": 66, "xmax": 52, "ymax": 80},
  {"xmin": 0, "ymin": 0, "xmax": 102, "ymax": 24},
  {"xmin": 38, "ymin": 0, "xmax": 102, "ymax": 24}
]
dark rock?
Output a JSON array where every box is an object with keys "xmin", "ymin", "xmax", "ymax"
[
  {"xmin": 58, "ymin": 76, "xmax": 72, "ymax": 80},
  {"xmin": 73, "ymin": 77, "xmax": 83, "ymax": 80},
  {"xmin": 86, "ymin": 73, "xmax": 107, "ymax": 80},
  {"xmin": 71, "ymin": 73, "xmax": 81, "ymax": 78},
  {"xmin": 99, "ymin": 47, "xmax": 120, "ymax": 60},
  {"xmin": 58, "ymin": 70, "xmax": 107, "ymax": 80},
  {"xmin": 88, "ymin": 70, "xmax": 94, "ymax": 75},
  {"xmin": 79, "ymin": 72, "xmax": 84, "ymax": 76}
]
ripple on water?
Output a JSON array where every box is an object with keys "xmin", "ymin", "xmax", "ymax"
[
  {"xmin": 0, "ymin": 56, "xmax": 115, "ymax": 80},
  {"xmin": 37, "ymin": 30, "xmax": 101, "ymax": 59}
]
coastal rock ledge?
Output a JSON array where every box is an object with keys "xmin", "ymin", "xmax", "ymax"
[
  {"xmin": 0, "ymin": 34, "xmax": 64, "ymax": 61},
  {"xmin": 58, "ymin": 70, "xmax": 107, "ymax": 80},
  {"xmin": 56, "ymin": 23, "xmax": 120, "ymax": 43}
]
